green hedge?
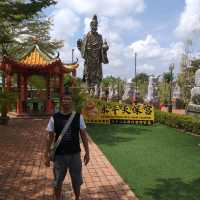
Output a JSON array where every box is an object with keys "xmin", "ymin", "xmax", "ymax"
[{"xmin": 155, "ymin": 110, "xmax": 200, "ymax": 135}]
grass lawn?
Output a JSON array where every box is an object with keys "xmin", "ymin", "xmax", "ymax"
[{"xmin": 87, "ymin": 124, "xmax": 200, "ymax": 200}]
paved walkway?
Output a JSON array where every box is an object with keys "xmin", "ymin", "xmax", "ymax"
[{"xmin": 0, "ymin": 119, "xmax": 138, "ymax": 200}]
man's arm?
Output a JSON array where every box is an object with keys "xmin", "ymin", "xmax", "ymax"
[
  {"xmin": 80, "ymin": 129, "xmax": 90, "ymax": 165},
  {"xmin": 44, "ymin": 132, "xmax": 54, "ymax": 167}
]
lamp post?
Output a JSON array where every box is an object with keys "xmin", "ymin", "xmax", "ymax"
[
  {"xmin": 168, "ymin": 63, "xmax": 174, "ymax": 112},
  {"xmin": 134, "ymin": 52, "xmax": 137, "ymax": 102}
]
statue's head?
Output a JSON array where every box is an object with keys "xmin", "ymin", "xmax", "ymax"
[{"xmin": 90, "ymin": 15, "xmax": 98, "ymax": 33}]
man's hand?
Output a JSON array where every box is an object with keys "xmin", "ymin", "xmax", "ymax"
[
  {"xmin": 80, "ymin": 129, "xmax": 90, "ymax": 165},
  {"xmin": 44, "ymin": 154, "xmax": 50, "ymax": 167},
  {"xmin": 84, "ymin": 152, "xmax": 90, "ymax": 165}
]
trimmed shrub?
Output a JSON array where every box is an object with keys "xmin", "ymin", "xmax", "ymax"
[{"xmin": 155, "ymin": 109, "xmax": 200, "ymax": 135}]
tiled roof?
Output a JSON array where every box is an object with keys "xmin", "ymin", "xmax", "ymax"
[{"xmin": 20, "ymin": 45, "xmax": 53, "ymax": 65}]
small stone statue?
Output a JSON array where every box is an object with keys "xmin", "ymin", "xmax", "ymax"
[
  {"xmin": 190, "ymin": 69, "xmax": 200, "ymax": 105},
  {"xmin": 108, "ymin": 86, "xmax": 114, "ymax": 100},
  {"xmin": 77, "ymin": 15, "xmax": 109, "ymax": 96},
  {"xmin": 147, "ymin": 75, "xmax": 159, "ymax": 102},
  {"xmin": 187, "ymin": 68, "xmax": 200, "ymax": 116}
]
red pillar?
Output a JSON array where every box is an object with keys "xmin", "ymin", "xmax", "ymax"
[
  {"xmin": 16, "ymin": 74, "xmax": 25, "ymax": 114},
  {"xmin": 5, "ymin": 64, "xmax": 12, "ymax": 91},
  {"xmin": 19, "ymin": 74, "xmax": 25, "ymax": 114},
  {"xmin": 21, "ymin": 75, "xmax": 25, "ymax": 113},
  {"xmin": 4, "ymin": 73, "xmax": 11, "ymax": 115},
  {"xmin": 5, "ymin": 73, "xmax": 11, "ymax": 92},
  {"xmin": 24, "ymin": 75, "xmax": 28, "ymax": 103},
  {"xmin": 16, "ymin": 74, "xmax": 21, "ymax": 114},
  {"xmin": 59, "ymin": 73, "xmax": 64, "ymax": 111},
  {"xmin": 46, "ymin": 75, "xmax": 52, "ymax": 114}
]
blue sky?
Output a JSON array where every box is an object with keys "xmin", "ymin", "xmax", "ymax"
[
  {"xmin": 46, "ymin": 0, "xmax": 200, "ymax": 80},
  {"xmin": 137, "ymin": 0, "xmax": 184, "ymax": 45}
]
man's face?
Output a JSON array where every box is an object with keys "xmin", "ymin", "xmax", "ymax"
[
  {"xmin": 62, "ymin": 95, "xmax": 73, "ymax": 110},
  {"xmin": 90, "ymin": 22, "xmax": 97, "ymax": 33}
]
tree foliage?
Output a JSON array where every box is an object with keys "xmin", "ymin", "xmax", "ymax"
[
  {"xmin": 0, "ymin": 0, "xmax": 62, "ymax": 58},
  {"xmin": 102, "ymin": 76, "xmax": 126, "ymax": 98},
  {"xmin": 101, "ymin": 76, "xmax": 117, "ymax": 88},
  {"xmin": 0, "ymin": 0, "xmax": 56, "ymax": 23},
  {"xmin": 177, "ymin": 54, "xmax": 198, "ymax": 105},
  {"xmin": 132, "ymin": 73, "xmax": 149, "ymax": 84},
  {"xmin": 158, "ymin": 81, "xmax": 170, "ymax": 104},
  {"xmin": 163, "ymin": 72, "xmax": 172, "ymax": 84},
  {"xmin": 28, "ymin": 75, "xmax": 46, "ymax": 90},
  {"xmin": 132, "ymin": 73, "xmax": 149, "ymax": 99},
  {"xmin": 0, "ymin": 90, "xmax": 16, "ymax": 118},
  {"xmin": 158, "ymin": 73, "xmax": 171, "ymax": 104}
]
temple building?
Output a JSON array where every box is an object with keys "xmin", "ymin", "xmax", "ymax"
[{"xmin": 0, "ymin": 45, "xmax": 78, "ymax": 116}]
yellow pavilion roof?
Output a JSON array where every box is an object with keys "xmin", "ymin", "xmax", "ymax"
[{"xmin": 20, "ymin": 45, "xmax": 54, "ymax": 65}]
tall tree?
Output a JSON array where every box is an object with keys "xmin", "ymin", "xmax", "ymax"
[
  {"xmin": 158, "ymin": 73, "xmax": 171, "ymax": 104},
  {"xmin": 102, "ymin": 76, "xmax": 125, "ymax": 99},
  {"xmin": 177, "ymin": 50, "xmax": 199, "ymax": 105},
  {"xmin": 0, "ymin": 0, "xmax": 56, "ymax": 22},
  {"xmin": 6, "ymin": 18, "xmax": 63, "ymax": 59},
  {"xmin": 163, "ymin": 72, "xmax": 172, "ymax": 84},
  {"xmin": 102, "ymin": 76, "xmax": 116, "ymax": 88},
  {"xmin": 132, "ymin": 73, "xmax": 149, "ymax": 99},
  {"xmin": 0, "ymin": 0, "xmax": 61, "ymax": 58}
]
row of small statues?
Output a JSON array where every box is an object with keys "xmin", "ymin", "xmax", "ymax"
[{"xmin": 88, "ymin": 85, "xmax": 121, "ymax": 100}]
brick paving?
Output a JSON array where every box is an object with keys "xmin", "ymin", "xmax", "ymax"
[{"xmin": 0, "ymin": 119, "xmax": 138, "ymax": 200}]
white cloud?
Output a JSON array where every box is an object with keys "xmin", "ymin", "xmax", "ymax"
[
  {"xmin": 129, "ymin": 35, "xmax": 162, "ymax": 59},
  {"xmin": 129, "ymin": 35, "xmax": 185, "ymax": 75},
  {"xmin": 138, "ymin": 64, "xmax": 155, "ymax": 73},
  {"xmin": 51, "ymin": 8, "xmax": 80, "ymax": 41},
  {"xmin": 129, "ymin": 35, "xmax": 184, "ymax": 61},
  {"xmin": 50, "ymin": 8, "xmax": 81, "ymax": 62},
  {"xmin": 59, "ymin": 0, "xmax": 145, "ymax": 17},
  {"xmin": 175, "ymin": 0, "xmax": 200, "ymax": 38}
]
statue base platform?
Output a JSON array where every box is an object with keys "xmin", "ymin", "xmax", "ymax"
[{"xmin": 186, "ymin": 103, "xmax": 200, "ymax": 117}]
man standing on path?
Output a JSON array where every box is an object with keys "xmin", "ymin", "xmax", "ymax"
[{"xmin": 45, "ymin": 91, "xmax": 90, "ymax": 200}]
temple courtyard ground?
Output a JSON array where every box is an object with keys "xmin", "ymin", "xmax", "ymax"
[{"xmin": 0, "ymin": 119, "xmax": 138, "ymax": 200}]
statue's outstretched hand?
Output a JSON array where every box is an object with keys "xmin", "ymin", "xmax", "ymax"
[
  {"xmin": 77, "ymin": 39, "xmax": 82, "ymax": 50},
  {"xmin": 102, "ymin": 40, "xmax": 109, "ymax": 51}
]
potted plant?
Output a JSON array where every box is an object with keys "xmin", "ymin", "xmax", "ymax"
[{"xmin": 0, "ymin": 90, "xmax": 16, "ymax": 125}]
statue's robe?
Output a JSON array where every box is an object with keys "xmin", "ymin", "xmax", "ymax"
[{"xmin": 80, "ymin": 32, "xmax": 108, "ymax": 87}]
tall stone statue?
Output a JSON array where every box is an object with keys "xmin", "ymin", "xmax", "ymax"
[{"xmin": 77, "ymin": 15, "xmax": 109, "ymax": 96}]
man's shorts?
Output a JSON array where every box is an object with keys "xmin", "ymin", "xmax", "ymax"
[{"xmin": 53, "ymin": 153, "xmax": 83, "ymax": 188}]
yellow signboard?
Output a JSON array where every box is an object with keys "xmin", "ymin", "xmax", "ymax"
[{"xmin": 82, "ymin": 101, "xmax": 154, "ymax": 125}]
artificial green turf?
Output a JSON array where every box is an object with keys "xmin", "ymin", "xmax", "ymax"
[{"xmin": 87, "ymin": 124, "xmax": 200, "ymax": 200}]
